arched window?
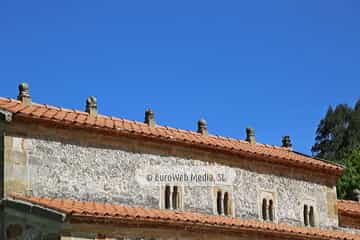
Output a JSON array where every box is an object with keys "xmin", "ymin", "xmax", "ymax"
[
  {"xmin": 262, "ymin": 198, "xmax": 267, "ymax": 220},
  {"xmin": 217, "ymin": 190, "xmax": 222, "ymax": 215},
  {"xmin": 163, "ymin": 185, "xmax": 182, "ymax": 210},
  {"xmin": 303, "ymin": 205, "xmax": 309, "ymax": 226},
  {"xmin": 224, "ymin": 192, "xmax": 229, "ymax": 216},
  {"xmin": 309, "ymin": 206, "xmax": 315, "ymax": 227},
  {"xmin": 165, "ymin": 186, "xmax": 171, "ymax": 209},
  {"xmin": 303, "ymin": 204, "xmax": 315, "ymax": 227},
  {"xmin": 215, "ymin": 190, "xmax": 233, "ymax": 216},
  {"xmin": 268, "ymin": 199, "xmax": 274, "ymax": 221},
  {"xmin": 172, "ymin": 186, "xmax": 179, "ymax": 209}
]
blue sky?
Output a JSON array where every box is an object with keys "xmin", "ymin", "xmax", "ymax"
[{"xmin": 1, "ymin": 1, "xmax": 359, "ymax": 154}]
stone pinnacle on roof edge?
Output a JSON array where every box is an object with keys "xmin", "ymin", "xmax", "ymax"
[{"xmin": 0, "ymin": 83, "xmax": 345, "ymax": 175}]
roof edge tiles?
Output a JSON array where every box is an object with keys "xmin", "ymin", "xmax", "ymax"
[
  {"xmin": 0, "ymin": 97, "xmax": 343, "ymax": 176},
  {"xmin": 338, "ymin": 200, "xmax": 360, "ymax": 217},
  {"xmin": 7, "ymin": 194, "xmax": 360, "ymax": 240},
  {"xmin": 338, "ymin": 200, "xmax": 360, "ymax": 230}
]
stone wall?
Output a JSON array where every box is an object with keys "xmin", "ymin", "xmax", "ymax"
[
  {"xmin": 3, "ymin": 132, "xmax": 340, "ymax": 230},
  {"xmin": 0, "ymin": 132, "xmax": 4, "ymax": 198}
]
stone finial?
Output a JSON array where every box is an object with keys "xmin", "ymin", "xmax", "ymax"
[
  {"xmin": 144, "ymin": 109, "xmax": 156, "ymax": 127},
  {"xmin": 354, "ymin": 189, "xmax": 360, "ymax": 202},
  {"xmin": 246, "ymin": 128, "xmax": 256, "ymax": 144},
  {"xmin": 197, "ymin": 118, "xmax": 208, "ymax": 136},
  {"xmin": 282, "ymin": 136, "xmax": 292, "ymax": 148},
  {"xmin": 85, "ymin": 96, "xmax": 97, "ymax": 116},
  {"xmin": 17, "ymin": 82, "xmax": 32, "ymax": 105}
]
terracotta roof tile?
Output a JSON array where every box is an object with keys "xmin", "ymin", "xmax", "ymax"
[
  {"xmin": 0, "ymin": 97, "xmax": 343, "ymax": 175},
  {"xmin": 95, "ymin": 116, "xmax": 105, "ymax": 128},
  {"xmin": 41, "ymin": 108, "xmax": 59, "ymax": 119},
  {"xmin": 0, "ymin": 98, "xmax": 10, "ymax": 105},
  {"xmin": 6, "ymin": 103, "xmax": 28, "ymax": 113},
  {"xmin": 85, "ymin": 115, "xmax": 96, "ymax": 126},
  {"xmin": 104, "ymin": 118, "xmax": 114, "ymax": 129},
  {"xmin": 7, "ymin": 194, "xmax": 359, "ymax": 240},
  {"xmin": 74, "ymin": 113, "xmax": 87, "ymax": 125},
  {"xmin": 53, "ymin": 109, "xmax": 67, "ymax": 121},
  {"xmin": 1, "ymin": 100, "xmax": 19, "ymax": 110},
  {"xmin": 31, "ymin": 106, "xmax": 49, "ymax": 117},
  {"xmin": 64, "ymin": 111, "xmax": 77, "ymax": 122},
  {"xmin": 338, "ymin": 200, "xmax": 360, "ymax": 217},
  {"xmin": 20, "ymin": 105, "xmax": 39, "ymax": 115}
]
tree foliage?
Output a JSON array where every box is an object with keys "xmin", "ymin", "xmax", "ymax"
[
  {"xmin": 337, "ymin": 149, "xmax": 360, "ymax": 199},
  {"xmin": 312, "ymin": 100, "xmax": 360, "ymax": 199}
]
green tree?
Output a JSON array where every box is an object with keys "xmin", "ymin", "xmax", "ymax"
[
  {"xmin": 344, "ymin": 100, "xmax": 360, "ymax": 151},
  {"xmin": 337, "ymin": 149, "xmax": 360, "ymax": 199},
  {"xmin": 312, "ymin": 100, "xmax": 360, "ymax": 199}
]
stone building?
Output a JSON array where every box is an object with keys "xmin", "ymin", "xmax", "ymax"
[{"xmin": 0, "ymin": 83, "xmax": 359, "ymax": 240}]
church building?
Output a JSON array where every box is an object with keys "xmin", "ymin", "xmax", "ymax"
[{"xmin": 0, "ymin": 83, "xmax": 359, "ymax": 239}]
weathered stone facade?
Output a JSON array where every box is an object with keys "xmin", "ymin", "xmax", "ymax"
[{"xmin": 3, "ymin": 131, "xmax": 339, "ymax": 229}]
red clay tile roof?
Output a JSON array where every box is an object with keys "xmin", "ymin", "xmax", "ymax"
[
  {"xmin": 338, "ymin": 200, "xmax": 360, "ymax": 229},
  {"xmin": 0, "ymin": 97, "xmax": 343, "ymax": 175},
  {"xmin": 338, "ymin": 200, "xmax": 360, "ymax": 217},
  {"xmin": 8, "ymin": 194, "xmax": 360, "ymax": 240}
]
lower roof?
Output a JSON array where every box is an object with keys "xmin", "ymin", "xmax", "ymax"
[
  {"xmin": 338, "ymin": 200, "xmax": 360, "ymax": 229},
  {"xmin": 338, "ymin": 200, "xmax": 360, "ymax": 217},
  {"xmin": 6, "ymin": 194, "xmax": 359, "ymax": 240}
]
